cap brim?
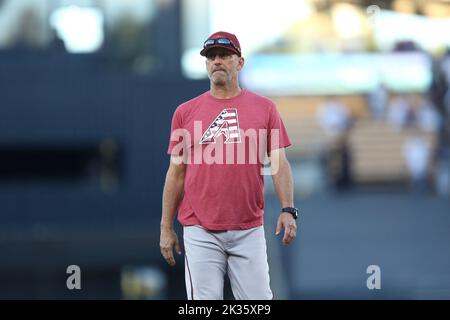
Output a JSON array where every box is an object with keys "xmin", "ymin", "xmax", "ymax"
[{"xmin": 200, "ymin": 45, "xmax": 240, "ymax": 57}]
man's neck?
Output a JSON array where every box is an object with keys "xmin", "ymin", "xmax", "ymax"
[{"xmin": 210, "ymin": 84, "xmax": 242, "ymax": 99}]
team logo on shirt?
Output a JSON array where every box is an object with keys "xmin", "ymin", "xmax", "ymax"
[{"xmin": 200, "ymin": 108, "xmax": 241, "ymax": 144}]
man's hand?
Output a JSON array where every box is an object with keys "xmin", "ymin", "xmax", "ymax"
[
  {"xmin": 275, "ymin": 213, "xmax": 297, "ymax": 246},
  {"xmin": 160, "ymin": 228, "xmax": 182, "ymax": 266}
]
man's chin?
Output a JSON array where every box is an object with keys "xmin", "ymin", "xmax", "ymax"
[{"xmin": 211, "ymin": 76, "xmax": 227, "ymax": 86}]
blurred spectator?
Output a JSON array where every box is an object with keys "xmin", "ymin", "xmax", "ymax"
[
  {"xmin": 430, "ymin": 55, "xmax": 449, "ymax": 118},
  {"xmin": 316, "ymin": 96, "xmax": 351, "ymax": 138},
  {"xmin": 327, "ymin": 132, "xmax": 353, "ymax": 191},
  {"xmin": 393, "ymin": 40, "xmax": 421, "ymax": 52},
  {"xmin": 434, "ymin": 145, "xmax": 450, "ymax": 198},
  {"xmin": 103, "ymin": 15, "xmax": 156, "ymax": 73},
  {"xmin": 317, "ymin": 97, "xmax": 353, "ymax": 190},
  {"xmin": 402, "ymin": 133, "xmax": 431, "ymax": 193},
  {"xmin": 386, "ymin": 94, "xmax": 414, "ymax": 132},
  {"xmin": 438, "ymin": 49, "xmax": 450, "ymax": 121},
  {"xmin": 0, "ymin": 0, "xmax": 48, "ymax": 49},
  {"xmin": 367, "ymin": 82, "xmax": 388, "ymax": 120},
  {"xmin": 415, "ymin": 97, "xmax": 441, "ymax": 133},
  {"xmin": 48, "ymin": 28, "xmax": 66, "ymax": 52},
  {"xmin": 441, "ymin": 48, "xmax": 450, "ymax": 87},
  {"xmin": 433, "ymin": 143, "xmax": 450, "ymax": 198}
]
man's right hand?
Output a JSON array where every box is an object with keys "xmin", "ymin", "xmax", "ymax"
[{"xmin": 160, "ymin": 228, "xmax": 182, "ymax": 266}]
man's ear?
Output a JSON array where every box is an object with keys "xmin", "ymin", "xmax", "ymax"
[{"xmin": 237, "ymin": 57, "xmax": 245, "ymax": 71}]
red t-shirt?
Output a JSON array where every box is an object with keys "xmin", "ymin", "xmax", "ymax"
[{"xmin": 167, "ymin": 89, "xmax": 291, "ymax": 230}]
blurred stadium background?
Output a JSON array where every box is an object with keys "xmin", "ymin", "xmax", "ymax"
[{"xmin": 0, "ymin": 0, "xmax": 449, "ymax": 299}]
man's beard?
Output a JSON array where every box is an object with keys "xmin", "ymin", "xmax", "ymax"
[{"xmin": 210, "ymin": 71, "xmax": 228, "ymax": 86}]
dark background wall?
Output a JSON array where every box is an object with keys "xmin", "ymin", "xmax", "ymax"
[{"xmin": 0, "ymin": 1, "xmax": 207, "ymax": 297}]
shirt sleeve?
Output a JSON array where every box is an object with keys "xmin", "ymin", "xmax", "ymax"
[
  {"xmin": 167, "ymin": 107, "xmax": 185, "ymax": 156},
  {"xmin": 267, "ymin": 102, "xmax": 292, "ymax": 155}
]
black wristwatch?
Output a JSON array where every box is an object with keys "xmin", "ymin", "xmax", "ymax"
[{"xmin": 281, "ymin": 207, "xmax": 299, "ymax": 219}]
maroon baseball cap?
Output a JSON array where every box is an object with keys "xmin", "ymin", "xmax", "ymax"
[{"xmin": 200, "ymin": 31, "xmax": 242, "ymax": 57}]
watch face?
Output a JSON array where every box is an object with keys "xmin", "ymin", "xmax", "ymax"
[{"xmin": 283, "ymin": 207, "xmax": 298, "ymax": 219}]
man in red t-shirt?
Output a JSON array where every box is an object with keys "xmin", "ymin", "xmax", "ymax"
[{"xmin": 160, "ymin": 31, "xmax": 298, "ymax": 300}]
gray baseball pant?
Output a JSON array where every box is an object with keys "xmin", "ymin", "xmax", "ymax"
[{"xmin": 183, "ymin": 224, "xmax": 273, "ymax": 300}]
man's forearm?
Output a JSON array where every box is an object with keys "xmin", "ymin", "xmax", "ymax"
[
  {"xmin": 161, "ymin": 169, "xmax": 185, "ymax": 230},
  {"xmin": 271, "ymin": 158, "xmax": 294, "ymax": 208}
]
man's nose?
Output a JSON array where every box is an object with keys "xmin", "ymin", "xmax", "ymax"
[{"xmin": 212, "ymin": 56, "xmax": 222, "ymax": 63}]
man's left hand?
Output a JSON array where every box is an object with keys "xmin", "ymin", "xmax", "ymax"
[{"xmin": 275, "ymin": 212, "xmax": 297, "ymax": 246}]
